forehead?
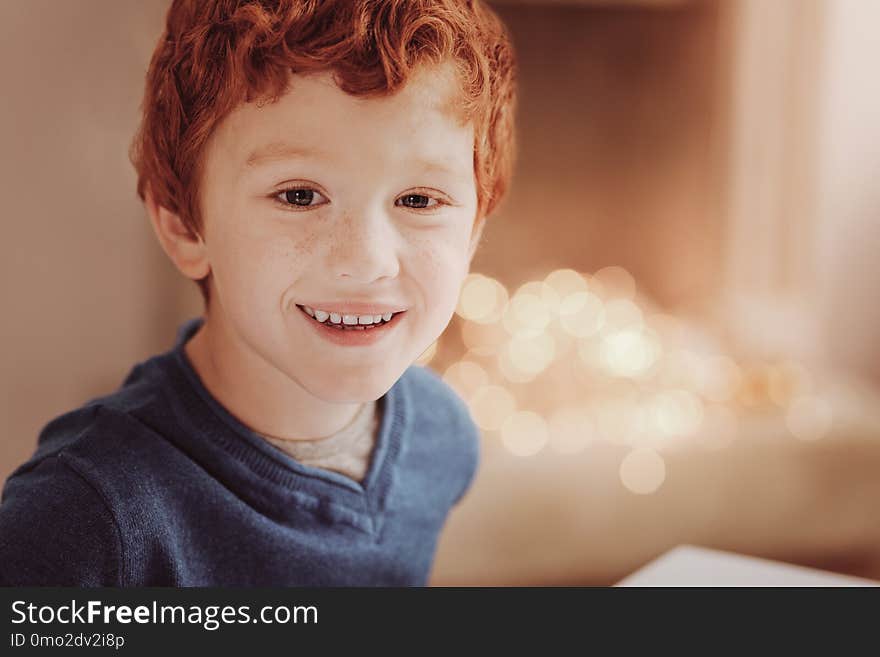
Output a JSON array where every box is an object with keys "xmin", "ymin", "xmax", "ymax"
[{"xmin": 206, "ymin": 60, "xmax": 473, "ymax": 174}]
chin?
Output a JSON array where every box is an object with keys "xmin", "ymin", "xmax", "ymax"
[{"xmin": 305, "ymin": 368, "xmax": 401, "ymax": 403}]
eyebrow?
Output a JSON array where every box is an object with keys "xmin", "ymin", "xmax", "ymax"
[
  {"xmin": 414, "ymin": 159, "xmax": 463, "ymax": 177},
  {"xmin": 244, "ymin": 142, "xmax": 324, "ymax": 167},
  {"xmin": 244, "ymin": 140, "xmax": 466, "ymax": 177}
]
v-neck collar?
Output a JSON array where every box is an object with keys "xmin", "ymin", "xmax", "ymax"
[{"xmin": 158, "ymin": 317, "xmax": 408, "ymax": 536}]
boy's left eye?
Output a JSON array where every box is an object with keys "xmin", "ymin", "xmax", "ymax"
[{"xmin": 396, "ymin": 194, "xmax": 438, "ymax": 210}]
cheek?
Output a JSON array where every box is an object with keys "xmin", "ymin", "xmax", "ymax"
[
  {"xmin": 212, "ymin": 227, "xmax": 315, "ymax": 308},
  {"xmin": 410, "ymin": 235, "xmax": 470, "ymax": 311}
]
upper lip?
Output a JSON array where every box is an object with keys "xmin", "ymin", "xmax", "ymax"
[{"xmin": 296, "ymin": 301, "xmax": 408, "ymax": 315}]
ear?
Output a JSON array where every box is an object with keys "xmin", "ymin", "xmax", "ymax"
[
  {"xmin": 467, "ymin": 214, "xmax": 486, "ymax": 263},
  {"xmin": 144, "ymin": 186, "xmax": 211, "ymax": 281}
]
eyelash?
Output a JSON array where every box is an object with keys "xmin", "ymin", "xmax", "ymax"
[{"xmin": 271, "ymin": 186, "xmax": 447, "ymax": 213}]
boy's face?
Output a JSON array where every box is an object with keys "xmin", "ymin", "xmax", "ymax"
[{"xmin": 193, "ymin": 62, "xmax": 481, "ymax": 402}]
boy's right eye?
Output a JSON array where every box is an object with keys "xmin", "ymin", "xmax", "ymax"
[{"xmin": 274, "ymin": 187, "xmax": 329, "ymax": 209}]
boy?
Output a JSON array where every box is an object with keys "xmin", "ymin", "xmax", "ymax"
[{"xmin": 0, "ymin": 0, "xmax": 516, "ymax": 586}]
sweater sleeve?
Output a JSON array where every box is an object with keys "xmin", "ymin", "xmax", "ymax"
[{"xmin": 0, "ymin": 455, "xmax": 123, "ymax": 587}]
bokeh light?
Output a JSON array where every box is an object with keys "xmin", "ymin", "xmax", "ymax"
[
  {"xmin": 736, "ymin": 362, "xmax": 773, "ymax": 407},
  {"xmin": 529, "ymin": 280, "xmax": 562, "ymax": 315},
  {"xmin": 443, "ymin": 360, "xmax": 489, "ymax": 401},
  {"xmin": 651, "ymin": 389, "xmax": 704, "ymax": 437},
  {"xmin": 460, "ymin": 318, "xmax": 507, "ymax": 357},
  {"xmin": 469, "ymin": 384, "xmax": 517, "ymax": 431},
  {"xmin": 600, "ymin": 328, "xmax": 661, "ymax": 378},
  {"xmin": 785, "ymin": 395, "xmax": 833, "ymax": 441},
  {"xmin": 543, "ymin": 268, "xmax": 589, "ymax": 298},
  {"xmin": 601, "ymin": 299, "xmax": 644, "ymax": 333},
  {"xmin": 619, "ymin": 448, "xmax": 666, "ymax": 494},
  {"xmin": 497, "ymin": 346, "xmax": 539, "ymax": 384},
  {"xmin": 592, "ymin": 265, "xmax": 636, "ymax": 300},
  {"xmin": 443, "ymin": 267, "xmax": 828, "ymax": 491},
  {"xmin": 502, "ymin": 289, "xmax": 552, "ymax": 338},
  {"xmin": 558, "ymin": 291, "xmax": 605, "ymax": 338},
  {"xmin": 456, "ymin": 273, "xmax": 509, "ymax": 324},
  {"xmin": 768, "ymin": 361, "xmax": 812, "ymax": 406},
  {"xmin": 506, "ymin": 333, "xmax": 556, "ymax": 376},
  {"xmin": 501, "ymin": 411, "xmax": 549, "ymax": 456},
  {"xmin": 695, "ymin": 355, "xmax": 743, "ymax": 403}
]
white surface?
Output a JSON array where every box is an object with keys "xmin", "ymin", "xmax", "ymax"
[{"xmin": 615, "ymin": 544, "xmax": 879, "ymax": 587}]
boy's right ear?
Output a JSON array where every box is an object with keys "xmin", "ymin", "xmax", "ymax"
[{"xmin": 144, "ymin": 187, "xmax": 211, "ymax": 281}]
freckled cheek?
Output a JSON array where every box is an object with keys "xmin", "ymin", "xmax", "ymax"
[
  {"xmin": 215, "ymin": 233, "xmax": 310, "ymax": 307},
  {"xmin": 410, "ymin": 242, "xmax": 468, "ymax": 319}
]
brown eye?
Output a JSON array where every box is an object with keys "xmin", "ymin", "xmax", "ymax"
[
  {"xmin": 397, "ymin": 194, "xmax": 437, "ymax": 209},
  {"xmin": 274, "ymin": 187, "xmax": 328, "ymax": 209},
  {"xmin": 284, "ymin": 189, "xmax": 315, "ymax": 206}
]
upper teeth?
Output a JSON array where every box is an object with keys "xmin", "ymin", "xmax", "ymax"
[{"xmin": 301, "ymin": 305, "xmax": 393, "ymax": 324}]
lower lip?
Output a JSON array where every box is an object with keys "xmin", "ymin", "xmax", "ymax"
[{"xmin": 296, "ymin": 305, "xmax": 405, "ymax": 347}]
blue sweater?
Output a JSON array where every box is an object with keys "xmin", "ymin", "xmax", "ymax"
[{"xmin": 0, "ymin": 318, "xmax": 479, "ymax": 586}]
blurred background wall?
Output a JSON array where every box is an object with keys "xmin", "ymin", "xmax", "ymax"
[{"xmin": 1, "ymin": 0, "xmax": 878, "ymax": 584}]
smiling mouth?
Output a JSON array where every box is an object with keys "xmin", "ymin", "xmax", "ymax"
[{"xmin": 295, "ymin": 304, "xmax": 405, "ymax": 330}]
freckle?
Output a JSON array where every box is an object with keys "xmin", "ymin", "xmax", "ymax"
[
  {"xmin": 413, "ymin": 238, "xmax": 442, "ymax": 274},
  {"xmin": 292, "ymin": 231, "xmax": 319, "ymax": 257}
]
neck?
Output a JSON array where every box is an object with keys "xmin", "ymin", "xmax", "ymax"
[{"xmin": 184, "ymin": 315, "xmax": 364, "ymax": 441}]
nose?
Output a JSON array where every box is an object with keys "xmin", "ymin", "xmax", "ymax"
[{"xmin": 327, "ymin": 206, "xmax": 400, "ymax": 283}]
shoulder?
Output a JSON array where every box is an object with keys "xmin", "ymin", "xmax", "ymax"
[
  {"xmin": 398, "ymin": 365, "xmax": 480, "ymax": 505},
  {"xmin": 19, "ymin": 352, "xmax": 170, "ymax": 470},
  {"xmin": 16, "ymin": 396, "xmax": 168, "ymax": 487},
  {"xmin": 20, "ymin": 354, "xmax": 187, "ymax": 494},
  {"xmin": 399, "ymin": 365, "xmax": 480, "ymax": 450},
  {"xmin": 0, "ymin": 375, "xmax": 181, "ymax": 587},
  {"xmin": 400, "ymin": 364, "xmax": 476, "ymax": 430},
  {"xmin": 0, "ymin": 452, "xmax": 123, "ymax": 586}
]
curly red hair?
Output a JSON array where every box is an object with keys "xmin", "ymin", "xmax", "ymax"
[{"xmin": 129, "ymin": 0, "xmax": 517, "ymax": 306}]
